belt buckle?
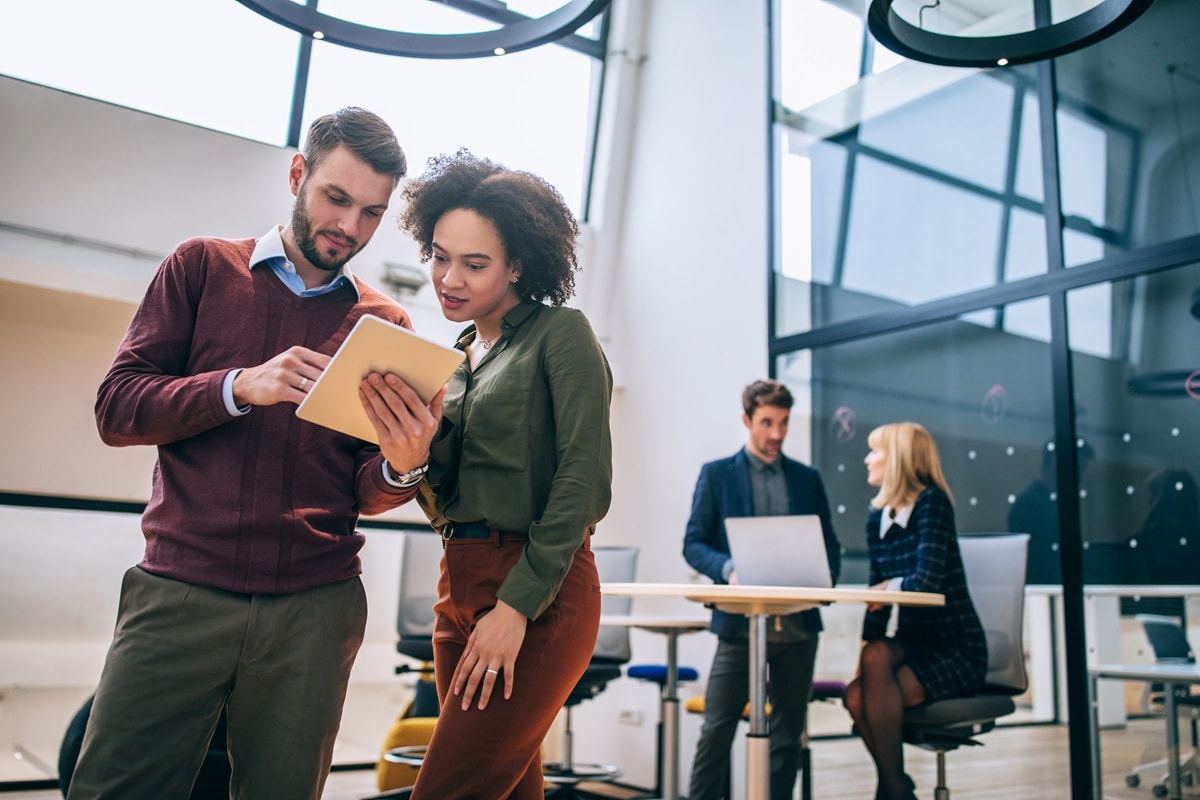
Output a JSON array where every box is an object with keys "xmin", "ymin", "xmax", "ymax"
[{"xmin": 443, "ymin": 521, "xmax": 487, "ymax": 540}]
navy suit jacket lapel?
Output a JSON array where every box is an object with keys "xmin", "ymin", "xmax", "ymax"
[{"xmin": 729, "ymin": 449, "xmax": 755, "ymax": 518}]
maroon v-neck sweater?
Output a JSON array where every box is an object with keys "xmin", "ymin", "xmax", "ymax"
[{"xmin": 96, "ymin": 236, "xmax": 417, "ymax": 594}]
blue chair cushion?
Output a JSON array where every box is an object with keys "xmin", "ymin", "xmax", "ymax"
[{"xmin": 626, "ymin": 664, "xmax": 699, "ymax": 684}]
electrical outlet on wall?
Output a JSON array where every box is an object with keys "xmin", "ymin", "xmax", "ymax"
[{"xmin": 617, "ymin": 706, "xmax": 644, "ymax": 726}]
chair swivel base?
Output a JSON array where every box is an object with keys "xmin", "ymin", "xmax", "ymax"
[
  {"xmin": 542, "ymin": 761, "xmax": 623, "ymax": 785},
  {"xmin": 543, "ymin": 762, "xmax": 626, "ymax": 800},
  {"xmin": 362, "ymin": 747, "xmax": 427, "ymax": 800},
  {"xmin": 383, "ymin": 745, "xmax": 429, "ymax": 767},
  {"xmin": 1125, "ymin": 759, "xmax": 1199, "ymax": 799}
]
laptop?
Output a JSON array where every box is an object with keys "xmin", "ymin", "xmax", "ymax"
[{"xmin": 724, "ymin": 515, "xmax": 833, "ymax": 587}]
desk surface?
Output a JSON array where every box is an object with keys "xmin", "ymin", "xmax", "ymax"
[
  {"xmin": 601, "ymin": 582, "xmax": 944, "ymax": 610},
  {"xmin": 1089, "ymin": 662, "xmax": 1200, "ymax": 683},
  {"xmin": 1025, "ymin": 584, "xmax": 1200, "ymax": 597},
  {"xmin": 1089, "ymin": 661, "xmax": 1200, "ymax": 800}
]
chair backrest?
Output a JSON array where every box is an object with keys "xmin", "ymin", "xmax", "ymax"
[
  {"xmin": 1137, "ymin": 614, "xmax": 1196, "ymax": 664},
  {"xmin": 958, "ymin": 533, "xmax": 1030, "ymax": 695},
  {"xmin": 592, "ymin": 546, "xmax": 638, "ymax": 664},
  {"xmin": 396, "ymin": 532, "xmax": 444, "ymax": 658}
]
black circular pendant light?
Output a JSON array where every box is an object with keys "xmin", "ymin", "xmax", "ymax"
[
  {"xmin": 867, "ymin": 0, "xmax": 1155, "ymax": 68},
  {"xmin": 234, "ymin": 0, "xmax": 610, "ymax": 59}
]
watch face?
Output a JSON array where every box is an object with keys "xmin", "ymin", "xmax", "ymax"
[{"xmin": 395, "ymin": 464, "xmax": 429, "ymax": 486}]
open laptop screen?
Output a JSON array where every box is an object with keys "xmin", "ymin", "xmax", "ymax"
[{"xmin": 725, "ymin": 515, "xmax": 832, "ymax": 587}]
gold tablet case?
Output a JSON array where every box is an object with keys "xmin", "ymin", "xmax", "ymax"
[{"xmin": 296, "ymin": 314, "xmax": 464, "ymax": 444}]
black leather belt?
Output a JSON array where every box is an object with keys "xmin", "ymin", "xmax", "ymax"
[{"xmin": 444, "ymin": 521, "xmax": 491, "ymax": 539}]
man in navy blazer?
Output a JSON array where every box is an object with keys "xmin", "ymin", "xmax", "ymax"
[{"xmin": 683, "ymin": 379, "xmax": 841, "ymax": 800}]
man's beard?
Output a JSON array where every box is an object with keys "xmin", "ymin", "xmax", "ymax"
[{"xmin": 291, "ymin": 189, "xmax": 360, "ymax": 273}]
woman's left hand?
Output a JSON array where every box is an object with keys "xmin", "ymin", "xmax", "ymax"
[
  {"xmin": 867, "ymin": 579, "xmax": 891, "ymax": 612},
  {"xmin": 359, "ymin": 373, "xmax": 445, "ymax": 474},
  {"xmin": 454, "ymin": 599, "xmax": 528, "ymax": 711}
]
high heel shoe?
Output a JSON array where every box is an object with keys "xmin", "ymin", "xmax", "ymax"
[{"xmin": 876, "ymin": 774, "xmax": 917, "ymax": 800}]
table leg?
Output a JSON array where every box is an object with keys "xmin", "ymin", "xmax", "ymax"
[
  {"xmin": 1090, "ymin": 674, "xmax": 1102, "ymax": 800},
  {"xmin": 1166, "ymin": 682, "xmax": 1181, "ymax": 800},
  {"xmin": 747, "ymin": 613, "xmax": 770, "ymax": 800},
  {"xmin": 663, "ymin": 631, "xmax": 680, "ymax": 800}
]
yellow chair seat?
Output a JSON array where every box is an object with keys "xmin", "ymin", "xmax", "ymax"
[
  {"xmin": 684, "ymin": 696, "xmax": 771, "ymax": 718},
  {"xmin": 376, "ymin": 716, "xmax": 438, "ymax": 791}
]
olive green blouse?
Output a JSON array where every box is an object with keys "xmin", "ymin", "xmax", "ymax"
[{"xmin": 418, "ymin": 301, "xmax": 613, "ymax": 620}]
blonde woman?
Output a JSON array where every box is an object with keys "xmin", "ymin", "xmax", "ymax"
[{"xmin": 843, "ymin": 422, "xmax": 986, "ymax": 800}]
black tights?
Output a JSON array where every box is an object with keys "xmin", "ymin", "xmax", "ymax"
[{"xmin": 844, "ymin": 640, "xmax": 920, "ymax": 800}]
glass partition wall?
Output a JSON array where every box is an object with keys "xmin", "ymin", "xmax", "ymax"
[{"xmin": 772, "ymin": 1, "xmax": 1200, "ymax": 797}]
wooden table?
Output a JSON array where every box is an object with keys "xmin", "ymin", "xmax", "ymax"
[
  {"xmin": 601, "ymin": 583, "xmax": 944, "ymax": 800},
  {"xmin": 1089, "ymin": 662, "xmax": 1200, "ymax": 800},
  {"xmin": 600, "ymin": 614, "xmax": 710, "ymax": 800}
]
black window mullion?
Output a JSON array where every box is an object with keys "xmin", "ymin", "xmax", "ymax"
[{"xmin": 285, "ymin": 0, "xmax": 318, "ymax": 149}]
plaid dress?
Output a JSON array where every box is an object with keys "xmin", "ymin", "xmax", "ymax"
[{"xmin": 862, "ymin": 487, "xmax": 987, "ymax": 702}]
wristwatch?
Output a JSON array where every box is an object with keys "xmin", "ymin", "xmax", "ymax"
[{"xmin": 389, "ymin": 462, "xmax": 429, "ymax": 487}]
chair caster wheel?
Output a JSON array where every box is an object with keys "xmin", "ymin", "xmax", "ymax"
[
  {"xmin": 1125, "ymin": 774, "xmax": 1140, "ymax": 788},
  {"xmin": 1152, "ymin": 783, "xmax": 1168, "ymax": 798}
]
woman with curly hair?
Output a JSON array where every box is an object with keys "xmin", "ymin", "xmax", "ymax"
[
  {"xmin": 398, "ymin": 149, "xmax": 613, "ymax": 799},
  {"xmin": 844, "ymin": 422, "xmax": 987, "ymax": 800}
]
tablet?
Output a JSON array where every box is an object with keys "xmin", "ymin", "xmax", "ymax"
[{"xmin": 295, "ymin": 314, "xmax": 464, "ymax": 443}]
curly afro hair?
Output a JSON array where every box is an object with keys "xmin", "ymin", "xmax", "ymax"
[{"xmin": 398, "ymin": 149, "xmax": 579, "ymax": 307}]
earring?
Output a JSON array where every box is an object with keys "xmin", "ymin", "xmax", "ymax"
[{"xmin": 511, "ymin": 276, "xmax": 518, "ymax": 283}]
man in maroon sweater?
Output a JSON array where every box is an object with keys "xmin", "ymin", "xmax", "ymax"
[{"xmin": 70, "ymin": 108, "xmax": 442, "ymax": 800}]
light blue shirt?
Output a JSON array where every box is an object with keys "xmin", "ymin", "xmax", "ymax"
[
  {"xmin": 222, "ymin": 226, "xmax": 360, "ymax": 414},
  {"xmin": 222, "ymin": 227, "xmax": 410, "ymax": 488},
  {"xmin": 249, "ymin": 224, "xmax": 359, "ymax": 299}
]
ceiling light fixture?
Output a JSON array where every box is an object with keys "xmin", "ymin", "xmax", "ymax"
[
  {"xmin": 867, "ymin": 0, "xmax": 1154, "ymax": 69},
  {"xmin": 234, "ymin": 0, "xmax": 610, "ymax": 59}
]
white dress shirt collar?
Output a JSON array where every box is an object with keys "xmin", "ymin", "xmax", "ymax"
[
  {"xmin": 880, "ymin": 503, "xmax": 914, "ymax": 539},
  {"xmin": 249, "ymin": 225, "xmax": 359, "ymax": 299}
]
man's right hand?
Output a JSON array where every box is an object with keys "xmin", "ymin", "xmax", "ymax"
[{"xmin": 232, "ymin": 346, "xmax": 331, "ymax": 408}]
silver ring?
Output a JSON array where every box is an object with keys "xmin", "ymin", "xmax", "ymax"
[
  {"xmin": 299, "ymin": 377, "xmax": 308, "ymax": 391},
  {"xmin": 485, "ymin": 667, "xmax": 499, "ymax": 675}
]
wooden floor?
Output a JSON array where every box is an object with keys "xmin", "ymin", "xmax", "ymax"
[{"xmin": 1, "ymin": 717, "xmax": 1194, "ymax": 800}]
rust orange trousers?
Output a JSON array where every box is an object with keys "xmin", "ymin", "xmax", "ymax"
[{"xmin": 410, "ymin": 530, "xmax": 600, "ymax": 800}]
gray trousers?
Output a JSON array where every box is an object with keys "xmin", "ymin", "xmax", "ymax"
[
  {"xmin": 67, "ymin": 566, "xmax": 367, "ymax": 800},
  {"xmin": 688, "ymin": 634, "xmax": 820, "ymax": 800}
]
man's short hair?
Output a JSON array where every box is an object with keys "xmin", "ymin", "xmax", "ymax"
[
  {"xmin": 742, "ymin": 379, "xmax": 794, "ymax": 417},
  {"xmin": 303, "ymin": 106, "xmax": 407, "ymax": 180}
]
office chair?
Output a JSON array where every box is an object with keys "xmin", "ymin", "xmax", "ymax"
[
  {"xmin": 370, "ymin": 531, "xmax": 445, "ymax": 799},
  {"xmin": 58, "ymin": 694, "xmax": 230, "ymax": 799},
  {"xmin": 626, "ymin": 661, "xmax": 699, "ymax": 797},
  {"xmin": 901, "ymin": 533, "xmax": 1029, "ymax": 800},
  {"xmin": 1125, "ymin": 613, "xmax": 1200, "ymax": 797},
  {"xmin": 542, "ymin": 546, "xmax": 637, "ymax": 798}
]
